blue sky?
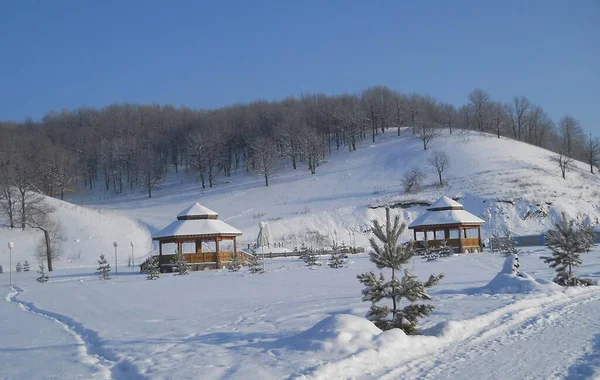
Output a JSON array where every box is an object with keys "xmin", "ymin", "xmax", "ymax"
[{"xmin": 1, "ymin": 0, "xmax": 598, "ymax": 134}]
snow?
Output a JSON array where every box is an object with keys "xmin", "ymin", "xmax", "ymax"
[
  {"xmin": 176, "ymin": 202, "xmax": 218, "ymax": 218},
  {"xmin": 408, "ymin": 208, "xmax": 486, "ymax": 228},
  {"xmin": 428, "ymin": 195, "xmax": 464, "ymax": 210},
  {"xmin": 152, "ymin": 218, "xmax": 242, "ymax": 239},
  {"xmin": 481, "ymin": 254, "xmax": 561, "ymax": 294},
  {"xmin": 1, "ymin": 129, "xmax": 600, "ymax": 378}
]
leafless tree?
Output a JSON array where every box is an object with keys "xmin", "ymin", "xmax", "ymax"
[
  {"xmin": 558, "ymin": 116, "xmax": 584, "ymax": 158},
  {"xmin": 428, "ymin": 151, "xmax": 451, "ymax": 186},
  {"xmin": 137, "ymin": 146, "xmax": 163, "ymax": 197},
  {"xmin": 507, "ymin": 96, "xmax": 530, "ymax": 140},
  {"xmin": 469, "ymin": 89, "xmax": 491, "ymax": 132},
  {"xmin": 26, "ymin": 201, "xmax": 61, "ymax": 272},
  {"xmin": 250, "ymin": 136, "xmax": 278, "ymax": 186},
  {"xmin": 415, "ymin": 97, "xmax": 440, "ymax": 150},
  {"xmin": 585, "ymin": 134, "xmax": 600, "ymax": 174},
  {"xmin": 402, "ymin": 168, "xmax": 424, "ymax": 194},
  {"xmin": 440, "ymin": 103, "xmax": 456, "ymax": 134},
  {"xmin": 551, "ymin": 153, "xmax": 574, "ymax": 180}
]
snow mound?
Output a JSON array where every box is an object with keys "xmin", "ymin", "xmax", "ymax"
[
  {"xmin": 482, "ymin": 255, "xmax": 560, "ymax": 294},
  {"xmin": 282, "ymin": 314, "xmax": 381, "ymax": 354}
]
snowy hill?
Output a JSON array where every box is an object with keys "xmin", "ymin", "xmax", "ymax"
[
  {"xmin": 81, "ymin": 129, "xmax": 600, "ymax": 252},
  {"xmin": 0, "ymin": 196, "xmax": 152, "ymax": 269}
]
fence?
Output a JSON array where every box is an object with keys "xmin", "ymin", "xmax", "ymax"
[{"xmin": 513, "ymin": 232, "xmax": 600, "ymax": 247}]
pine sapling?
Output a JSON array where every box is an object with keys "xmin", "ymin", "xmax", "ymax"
[
  {"xmin": 173, "ymin": 249, "xmax": 189, "ymax": 275},
  {"xmin": 145, "ymin": 256, "xmax": 160, "ymax": 280},
  {"xmin": 541, "ymin": 219, "xmax": 594, "ymax": 286},
  {"xmin": 437, "ymin": 240, "xmax": 453, "ymax": 258},
  {"xmin": 0, "ymin": 264, "xmax": 3, "ymax": 274},
  {"xmin": 227, "ymin": 251, "xmax": 244, "ymax": 272},
  {"xmin": 127, "ymin": 256, "xmax": 132, "ymax": 267},
  {"xmin": 16, "ymin": 262, "xmax": 22, "ymax": 272},
  {"xmin": 96, "ymin": 254, "xmax": 111, "ymax": 280},
  {"xmin": 303, "ymin": 248, "xmax": 321, "ymax": 268},
  {"xmin": 358, "ymin": 207, "xmax": 443, "ymax": 334},
  {"xmin": 247, "ymin": 252, "xmax": 264, "ymax": 274},
  {"xmin": 23, "ymin": 260, "xmax": 30, "ymax": 272},
  {"xmin": 328, "ymin": 243, "xmax": 346, "ymax": 268},
  {"xmin": 499, "ymin": 229, "xmax": 519, "ymax": 257},
  {"xmin": 37, "ymin": 262, "xmax": 49, "ymax": 283}
]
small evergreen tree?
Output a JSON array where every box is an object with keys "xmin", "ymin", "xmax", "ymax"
[
  {"xmin": 127, "ymin": 256, "xmax": 132, "ymax": 267},
  {"xmin": 437, "ymin": 240, "xmax": 453, "ymax": 257},
  {"xmin": 173, "ymin": 249, "xmax": 189, "ymax": 275},
  {"xmin": 36, "ymin": 262, "xmax": 49, "ymax": 283},
  {"xmin": 328, "ymin": 243, "xmax": 346, "ymax": 268},
  {"xmin": 227, "ymin": 251, "xmax": 244, "ymax": 272},
  {"xmin": 247, "ymin": 252, "xmax": 264, "ymax": 274},
  {"xmin": 96, "ymin": 254, "xmax": 111, "ymax": 280},
  {"xmin": 358, "ymin": 207, "xmax": 443, "ymax": 334},
  {"xmin": 303, "ymin": 247, "xmax": 322, "ymax": 268},
  {"xmin": 145, "ymin": 256, "xmax": 160, "ymax": 280},
  {"xmin": 23, "ymin": 260, "xmax": 31, "ymax": 272},
  {"xmin": 499, "ymin": 229, "xmax": 519, "ymax": 257},
  {"xmin": 0, "ymin": 264, "xmax": 3, "ymax": 273},
  {"xmin": 541, "ymin": 219, "xmax": 594, "ymax": 286},
  {"xmin": 16, "ymin": 262, "xmax": 22, "ymax": 272}
]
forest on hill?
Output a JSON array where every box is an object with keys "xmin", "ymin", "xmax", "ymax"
[{"xmin": 1, "ymin": 86, "xmax": 599, "ymax": 207}]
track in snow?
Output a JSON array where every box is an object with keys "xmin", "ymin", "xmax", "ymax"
[
  {"xmin": 306, "ymin": 287, "xmax": 600, "ymax": 380},
  {"xmin": 6, "ymin": 286, "xmax": 147, "ymax": 380}
]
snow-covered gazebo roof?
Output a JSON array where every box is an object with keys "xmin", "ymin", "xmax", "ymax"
[
  {"xmin": 408, "ymin": 196, "xmax": 485, "ymax": 229},
  {"xmin": 153, "ymin": 203, "xmax": 241, "ymax": 240}
]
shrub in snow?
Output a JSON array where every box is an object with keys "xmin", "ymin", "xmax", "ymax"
[
  {"xmin": 16, "ymin": 262, "xmax": 22, "ymax": 272},
  {"xmin": 498, "ymin": 229, "xmax": 520, "ymax": 257},
  {"xmin": 358, "ymin": 207, "xmax": 443, "ymax": 335},
  {"xmin": 0, "ymin": 264, "xmax": 3, "ymax": 273},
  {"xmin": 173, "ymin": 249, "xmax": 189, "ymax": 275},
  {"xmin": 96, "ymin": 254, "xmax": 111, "ymax": 280},
  {"xmin": 36, "ymin": 262, "xmax": 49, "ymax": 283},
  {"xmin": 227, "ymin": 251, "xmax": 244, "ymax": 272},
  {"xmin": 247, "ymin": 252, "xmax": 264, "ymax": 274},
  {"xmin": 328, "ymin": 243, "xmax": 346, "ymax": 268},
  {"xmin": 302, "ymin": 248, "xmax": 322, "ymax": 268},
  {"xmin": 23, "ymin": 260, "xmax": 30, "ymax": 272},
  {"xmin": 145, "ymin": 256, "xmax": 160, "ymax": 280},
  {"xmin": 541, "ymin": 219, "xmax": 594, "ymax": 286},
  {"xmin": 402, "ymin": 168, "xmax": 424, "ymax": 194}
]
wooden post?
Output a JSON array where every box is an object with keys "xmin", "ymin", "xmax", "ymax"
[
  {"xmin": 433, "ymin": 230, "xmax": 437, "ymax": 241},
  {"xmin": 233, "ymin": 237, "xmax": 237, "ymax": 253},
  {"xmin": 413, "ymin": 229, "xmax": 417, "ymax": 241},
  {"xmin": 444, "ymin": 229, "xmax": 449, "ymax": 240},
  {"xmin": 177, "ymin": 240, "xmax": 182, "ymax": 255},
  {"xmin": 215, "ymin": 237, "xmax": 220, "ymax": 268},
  {"xmin": 159, "ymin": 241, "xmax": 163, "ymax": 267},
  {"xmin": 477, "ymin": 226, "xmax": 482, "ymax": 250}
]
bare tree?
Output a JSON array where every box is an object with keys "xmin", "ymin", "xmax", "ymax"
[
  {"xmin": 507, "ymin": 96, "xmax": 530, "ymax": 140},
  {"xmin": 440, "ymin": 103, "xmax": 456, "ymax": 134},
  {"xmin": 402, "ymin": 168, "xmax": 424, "ymax": 194},
  {"xmin": 26, "ymin": 201, "xmax": 61, "ymax": 272},
  {"xmin": 428, "ymin": 151, "xmax": 451, "ymax": 186},
  {"xmin": 586, "ymin": 134, "xmax": 600, "ymax": 174},
  {"xmin": 558, "ymin": 116, "xmax": 584, "ymax": 157},
  {"xmin": 415, "ymin": 97, "xmax": 440, "ymax": 150},
  {"xmin": 469, "ymin": 89, "xmax": 491, "ymax": 132},
  {"xmin": 137, "ymin": 146, "xmax": 163, "ymax": 197},
  {"xmin": 250, "ymin": 137, "xmax": 278, "ymax": 186},
  {"xmin": 551, "ymin": 153, "xmax": 573, "ymax": 180}
]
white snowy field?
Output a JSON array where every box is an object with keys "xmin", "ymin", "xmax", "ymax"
[{"xmin": 2, "ymin": 248, "xmax": 600, "ymax": 380}]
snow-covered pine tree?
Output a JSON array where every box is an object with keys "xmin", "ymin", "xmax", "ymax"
[
  {"xmin": 227, "ymin": 251, "xmax": 243, "ymax": 272},
  {"xmin": 36, "ymin": 262, "xmax": 49, "ymax": 283},
  {"xmin": 303, "ymin": 247, "xmax": 321, "ymax": 268},
  {"xmin": 541, "ymin": 219, "xmax": 594, "ymax": 286},
  {"xmin": 23, "ymin": 260, "xmax": 31, "ymax": 272},
  {"xmin": 247, "ymin": 251, "xmax": 264, "ymax": 274},
  {"xmin": 16, "ymin": 262, "xmax": 22, "ymax": 272},
  {"xmin": 358, "ymin": 207, "xmax": 443, "ymax": 334},
  {"xmin": 499, "ymin": 229, "xmax": 519, "ymax": 257},
  {"xmin": 173, "ymin": 249, "xmax": 189, "ymax": 275},
  {"xmin": 0, "ymin": 264, "xmax": 3, "ymax": 273},
  {"xmin": 420, "ymin": 235, "xmax": 438, "ymax": 261},
  {"xmin": 145, "ymin": 256, "xmax": 160, "ymax": 280},
  {"xmin": 298, "ymin": 244, "xmax": 309, "ymax": 262},
  {"xmin": 96, "ymin": 254, "xmax": 111, "ymax": 280},
  {"xmin": 328, "ymin": 243, "xmax": 346, "ymax": 268},
  {"xmin": 127, "ymin": 256, "xmax": 132, "ymax": 267},
  {"xmin": 437, "ymin": 240, "xmax": 453, "ymax": 258}
]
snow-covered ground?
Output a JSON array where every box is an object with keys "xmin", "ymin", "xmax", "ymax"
[
  {"xmin": 2, "ymin": 248, "xmax": 600, "ymax": 379},
  {"xmin": 1, "ymin": 129, "xmax": 600, "ymax": 379}
]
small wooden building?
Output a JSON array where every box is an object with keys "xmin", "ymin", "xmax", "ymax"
[
  {"xmin": 408, "ymin": 196, "xmax": 485, "ymax": 253},
  {"xmin": 152, "ymin": 203, "xmax": 244, "ymax": 271}
]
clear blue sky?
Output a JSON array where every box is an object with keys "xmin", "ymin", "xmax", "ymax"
[{"xmin": 1, "ymin": 0, "xmax": 598, "ymax": 134}]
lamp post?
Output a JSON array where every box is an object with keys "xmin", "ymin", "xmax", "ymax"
[
  {"xmin": 8, "ymin": 242, "xmax": 14, "ymax": 286},
  {"xmin": 113, "ymin": 242, "xmax": 118, "ymax": 275},
  {"xmin": 130, "ymin": 242, "xmax": 135, "ymax": 272}
]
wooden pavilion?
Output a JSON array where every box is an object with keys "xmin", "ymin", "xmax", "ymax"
[
  {"xmin": 152, "ymin": 203, "xmax": 244, "ymax": 272},
  {"xmin": 408, "ymin": 196, "xmax": 485, "ymax": 253}
]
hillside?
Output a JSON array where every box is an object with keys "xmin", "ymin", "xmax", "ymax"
[{"xmin": 80, "ymin": 129, "xmax": 600, "ymax": 254}]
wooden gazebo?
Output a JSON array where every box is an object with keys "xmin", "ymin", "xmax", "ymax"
[
  {"xmin": 152, "ymin": 203, "xmax": 244, "ymax": 271},
  {"xmin": 408, "ymin": 196, "xmax": 485, "ymax": 253}
]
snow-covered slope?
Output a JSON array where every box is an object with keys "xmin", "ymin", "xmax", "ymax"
[
  {"xmin": 0, "ymin": 196, "xmax": 151, "ymax": 269},
  {"xmin": 82, "ymin": 129, "xmax": 600, "ymax": 253}
]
